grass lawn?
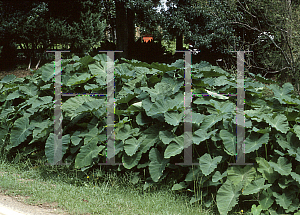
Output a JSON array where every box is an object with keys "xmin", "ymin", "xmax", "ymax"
[{"xmin": 0, "ymin": 157, "xmax": 218, "ymax": 215}]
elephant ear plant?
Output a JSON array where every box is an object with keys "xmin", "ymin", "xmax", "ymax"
[{"xmin": 1, "ymin": 54, "xmax": 300, "ymax": 215}]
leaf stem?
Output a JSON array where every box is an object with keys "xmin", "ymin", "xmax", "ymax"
[
  {"xmin": 264, "ymin": 143, "xmax": 267, "ymax": 160},
  {"xmin": 205, "ymin": 140, "xmax": 210, "ymax": 155}
]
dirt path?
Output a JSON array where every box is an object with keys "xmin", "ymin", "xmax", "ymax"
[
  {"xmin": 0, "ymin": 191, "xmax": 70, "ymax": 215},
  {"xmin": 0, "ymin": 171, "xmax": 71, "ymax": 215}
]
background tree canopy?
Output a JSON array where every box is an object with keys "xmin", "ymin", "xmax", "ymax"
[{"xmin": 0, "ymin": 0, "xmax": 299, "ymax": 92}]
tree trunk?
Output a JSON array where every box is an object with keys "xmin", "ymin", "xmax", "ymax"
[
  {"xmin": 115, "ymin": 1, "xmax": 128, "ymax": 60},
  {"xmin": 176, "ymin": 34, "xmax": 183, "ymax": 51},
  {"xmin": 285, "ymin": 0, "xmax": 292, "ymax": 54},
  {"xmin": 127, "ymin": 7, "xmax": 135, "ymax": 59},
  {"xmin": 284, "ymin": 0, "xmax": 295, "ymax": 83},
  {"xmin": 176, "ymin": 0, "xmax": 184, "ymax": 51}
]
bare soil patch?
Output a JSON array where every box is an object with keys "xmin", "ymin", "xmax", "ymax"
[{"xmin": 0, "ymin": 69, "xmax": 35, "ymax": 80}]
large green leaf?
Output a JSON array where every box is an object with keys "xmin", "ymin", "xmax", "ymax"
[
  {"xmin": 122, "ymin": 150, "xmax": 142, "ymax": 169},
  {"xmin": 93, "ymin": 53, "xmax": 107, "ymax": 63},
  {"xmin": 144, "ymin": 93, "xmax": 184, "ymax": 116},
  {"xmin": 245, "ymin": 132, "xmax": 269, "ymax": 154},
  {"xmin": 164, "ymin": 111, "xmax": 184, "ymax": 126},
  {"xmin": 251, "ymin": 205, "xmax": 263, "ymax": 215},
  {"xmin": 159, "ymin": 130, "xmax": 176, "ymax": 145},
  {"xmin": 124, "ymin": 136, "xmax": 145, "ymax": 156},
  {"xmin": 164, "ymin": 134, "xmax": 184, "ymax": 158},
  {"xmin": 115, "ymin": 124, "xmax": 139, "ymax": 142},
  {"xmin": 0, "ymin": 74, "xmax": 16, "ymax": 83},
  {"xmin": 193, "ymin": 129, "xmax": 218, "ymax": 145},
  {"xmin": 242, "ymin": 178, "xmax": 271, "ymax": 195},
  {"xmin": 124, "ymin": 75, "xmax": 143, "ymax": 91},
  {"xmin": 212, "ymin": 170, "xmax": 227, "ymax": 183},
  {"xmin": 79, "ymin": 55, "xmax": 94, "ymax": 67},
  {"xmin": 200, "ymin": 114, "xmax": 223, "ymax": 130},
  {"xmin": 149, "ymin": 148, "xmax": 170, "ymax": 182},
  {"xmin": 80, "ymin": 127, "xmax": 101, "ymax": 145},
  {"xmin": 139, "ymin": 125, "xmax": 160, "ymax": 154},
  {"xmin": 273, "ymin": 192, "xmax": 293, "ymax": 210},
  {"xmin": 258, "ymin": 188, "xmax": 274, "ymax": 210},
  {"xmin": 209, "ymin": 100, "xmax": 235, "ymax": 115},
  {"xmin": 88, "ymin": 61, "xmax": 107, "ymax": 85},
  {"xmin": 41, "ymin": 63, "xmax": 55, "ymax": 82},
  {"xmin": 6, "ymin": 90, "xmax": 23, "ymax": 100},
  {"xmin": 219, "ymin": 130, "xmax": 236, "ymax": 155},
  {"xmin": 27, "ymin": 96, "xmax": 53, "ymax": 108},
  {"xmin": 29, "ymin": 118, "xmax": 52, "ymax": 143},
  {"xmin": 71, "ymin": 131, "xmax": 82, "ymax": 146},
  {"xmin": 199, "ymin": 153, "xmax": 222, "ymax": 176},
  {"xmin": 8, "ymin": 117, "xmax": 33, "ymax": 150},
  {"xmin": 61, "ymin": 96, "xmax": 96, "ymax": 118},
  {"xmin": 293, "ymin": 124, "xmax": 300, "ymax": 141},
  {"xmin": 267, "ymin": 82, "xmax": 295, "ymax": 104},
  {"xmin": 256, "ymin": 157, "xmax": 279, "ymax": 183},
  {"xmin": 268, "ymin": 157, "xmax": 292, "ymax": 176},
  {"xmin": 73, "ymin": 99, "xmax": 106, "ymax": 120},
  {"xmin": 171, "ymin": 182, "xmax": 187, "ymax": 191},
  {"xmin": 0, "ymin": 107, "xmax": 15, "ymax": 120},
  {"xmin": 115, "ymin": 63, "xmax": 135, "ymax": 78},
  {"xmin": 263, "ymin": 114, "xmax": 289, "ymax": 134},
  {"xmin": 66, "ymin": 73, "xmax": 93, "ymax": 86},
  {"xmin": 75, "ymin": 141, "xmax": 105, "ymax": 169},
  {"xmin": 45, "ymin": 133, "xmax": 70, "ymax": 164},
  {"xmin": 191, "ymin": 112, "xmax": 205, "ymax": 124},
  {"xmin": 19, "ymin": 84, "xmax": 38, "ymax": 97},
  {"xmin": 141, "ymin": 82, "xmax": 173, "ymax": 102},
  {"xmin": 84, "ymin": 83, "xmax": 101, "ymax": 91},
  {"xmin": 287, "ymin": 147, "xmax": 300, "ymax": 162},
  {"xmin": 227, "ymin": 165, "xmax": 256, "ymax": 188},
  {"xmin": 150, "ymin": 61, "xmax": 177, "ymax": 72},
  {"xmin": 291, "ymin": 172, "xmax": 300, "ymax": 185},
  {"xmin": 216, "ymin": 179, "xmax": 242, "ymax": 215},
  {"xmin": 160, "ymin": 76, "xmax": 183, "ymax": 94},
  {"xmin": 276, "ymin": 132, "xmax": 299, "ymax": 156}
]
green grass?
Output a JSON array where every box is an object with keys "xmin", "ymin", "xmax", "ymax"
[
  {"xmin": 161, "ymin": 39, "xmax": 189, "ymax": 55},
  {"xmin": 0, "ymin": 157, "xmax": 218, "ymax": 215}
]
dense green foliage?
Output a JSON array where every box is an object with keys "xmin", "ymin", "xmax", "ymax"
[
  {"xmin": 0, "ymin": 0, "xmax": 106, "ymax": 68},
  {"xmin": 1, "ymin": 54, "xmax": 300, "ymax": 214},
  {"xmin": 158, "ymin": 0, "xmax": 240, "ymax": 63}
]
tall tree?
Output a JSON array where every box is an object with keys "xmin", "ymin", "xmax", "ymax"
[
  {"xmin": 226, "ymin": 0, "xmax": 300, "ymax": 90},
  {"xmin": 115, "ymin": 1, "xmax": 128, "ymax": 59},
  {"xmin": 0, "ymin": 0, "xmax": 107, "ymax": 69},
  {"xmin": 114, "ymin": 0, "xmax": 161, "ymax": 60},
  {"xmin": 159, "ymin": 0, "xmax": 241, "ymax": 65}
]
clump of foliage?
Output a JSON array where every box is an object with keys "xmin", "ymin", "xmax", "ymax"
[
  {"xmin": 1, "ymin": 54, "xmax": 300, "ymax": 214},
  {"xmin": 130, "ymin": 39, "xmax": 168, "ymax": 64},
  {"xmin": 0, "ymin": 1, "xmax": 106, "ymax": 69}
]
